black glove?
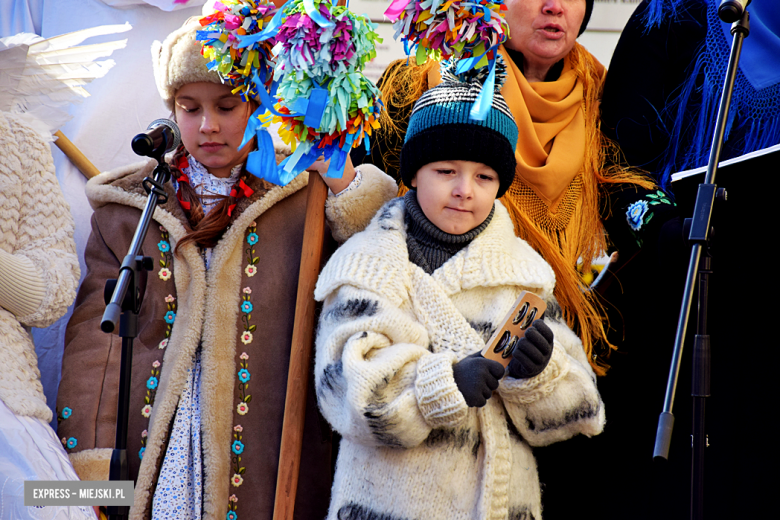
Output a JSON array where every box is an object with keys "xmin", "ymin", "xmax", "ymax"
[
  {"xmin": 452, "ymin": 352, "xmax": 505, "ymax": 407},
  {"xmin": 507, "ymin": 320, "xmax": 554, "ymax": 379}
]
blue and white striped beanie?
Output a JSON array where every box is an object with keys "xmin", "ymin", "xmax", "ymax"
[{"xmin": 400, "ymin": 56, "xmax": 518, "ymax": 198}]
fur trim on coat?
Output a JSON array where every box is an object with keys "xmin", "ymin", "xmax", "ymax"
[
  {"xmin": 314, "ymin": 198, "xmax": 605, "ymax": 520},
  {"xmin": 58, "ymin": 149, "xmax": 396, "ymax": 520}
]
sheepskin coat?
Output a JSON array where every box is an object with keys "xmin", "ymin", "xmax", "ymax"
[
  {"xmin": 0, "ymin": 111, "xmax": 79, "ymax": 423},
  {"xmin": 56, "ymin": 154, "xmax": 396, "ymax": 520},
  {"xmin": 314, "ymin": 197, "xmax": 605, "ymax": 520}
]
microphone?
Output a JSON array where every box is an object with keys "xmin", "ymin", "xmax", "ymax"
[
  {"xmin": 718, "ymin": 0, "xmax": 751, "ymax": 23},
  {"xmin": 132, "ymin": 119, "xmax": 181, "ymax": 158}
]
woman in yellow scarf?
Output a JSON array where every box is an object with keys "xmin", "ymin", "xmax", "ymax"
[{"xmin": 355, "ymin": 0, "xmax": 655, "ymax": 376}]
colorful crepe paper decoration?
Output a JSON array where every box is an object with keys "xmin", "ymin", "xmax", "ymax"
[
  {"xmin": 385, "ymin": 0, "xmax": 509, "ymax": 120},
  {"xmin": 271, "ymin": 0, "xmax": 384, "ymax": 182},
  {"xmin": 198, "ymin": 0, "xmax": 284, "ymax": 183},
  {"xmin": 385, "ymin": 0, "xmax": 509, "ymax": 64},
  {"xmin": 198, "ymin": 0, "xmax": 278, "ymax": 101}
]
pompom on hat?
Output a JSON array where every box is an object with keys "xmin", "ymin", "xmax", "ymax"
[
  {"xmin": 400, "ymin": 55, "xmax": 518, "ymax": 199},
  {"xmin": 151, "ymin": 17, "xmax": 222, "ymax": 112}
]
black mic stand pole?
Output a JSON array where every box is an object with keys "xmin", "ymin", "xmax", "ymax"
[
  {"xmin": 652, "ymin": 9, "xmax": 749, "ymax": 520},
  {"xmin": 100, "ymin": 157, "xmax": 172, "ymax": 520}
]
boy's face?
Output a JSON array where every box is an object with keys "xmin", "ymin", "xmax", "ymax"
[{"xmin": 411, "ymin": 160, "xmax": 500, "ymax": 235}]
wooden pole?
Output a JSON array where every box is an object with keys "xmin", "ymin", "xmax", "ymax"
[
  {"xmin": 54, "ymin": 130, "xmax": 101, "ymax": 179},
  {"xmin": 272, "ymin": 171, "xmax": 328, "ymax": 520}
]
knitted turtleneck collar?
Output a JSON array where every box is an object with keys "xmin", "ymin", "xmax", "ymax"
[{"xmin": 404, "ymin": 190, "xmax": 495, "ymax": 275}]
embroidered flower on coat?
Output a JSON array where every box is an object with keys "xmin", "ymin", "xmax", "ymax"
[
  {"xmin": 139, "ymin": 447, "xmax": 145, "ymax": 459},
  {"xmin": 158, "ymin": 339, "xmax": 168, "ymax": 349},
  {"xmin": 165, "ymin": 294, "xmax": 175, "ymax": 303},
  {"xmin": 230, "ymin": 350, "xmax": 251, "ymax": 511},
  {"xmin": 626, "ymin": 200, "xmax": 650, "ymax": 231},
  {"xmin": 152, "ymin": 360, "xmax": 161, "ymax": 368},
  {"xmin": 625, "ymin": 190, "xmax": 675, "ymax": 248},
  {"xmin": 141, "ymin": 404, "xmax": 152, "ymax": 418},
  {"xmin": 158, "ymin": 228, "xmax": 174, "ymax": 282},
  {"xmin": 228, "ymin": 493, "xmax": 239, "ymax": 520},
  {"xmin": 243, "ymin": 223, "xmax": 259, "ymax": 280},
  {"xmin": 57, "ymin": 406, "xmax": 73, "ymax": 430},
  {"xmin": 147, "ymin": 377, "xmax": 159, "ymax": 390},
  {"xmin": 66, "ymin": 437, "xmax": 77, "ymax": 449},
  {"xmin": 164, "ymin": 311, "xmax": 176, "ymax": 324},
  {"xmin": 239, "ymin": 285, "xmax": 255, "ymax": 345}
]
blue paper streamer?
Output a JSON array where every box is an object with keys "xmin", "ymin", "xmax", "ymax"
[
  {"xmin": 242, "ymin": 0, "xmax": 295, "ymax": 45},
  {"xmin": 303, "ymin": 0, "xmax": 335, "ymax": 28},
  {"xmin": 469, "ymin": 57, "xmax": 496, "ymax": 121},
  {"xmin": 304, "ymin": 85, "xmax": 329, "ymax": 128},
  {"xmin": 239, "ymin": 106, "xmax": 265, "ymax": 150},
  {"xmin": 246, "ymin": 128, "xmax": 278, "ymax": 181},
  {"xmin": 250, "ymin": 67, "xmax": 291, "ymax": 117},
  {"xmin": 325, "ymin": 148, "xmax": 347, "ymax": 178}
]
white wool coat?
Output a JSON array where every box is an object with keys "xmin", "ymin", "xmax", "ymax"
[
  {"xmin": 0, "ymin": 111, "xmax": 79, "ymax": 423},
  {"xmin": 314, "ymin": 197, "xmax": 605, "ymax": 520}
]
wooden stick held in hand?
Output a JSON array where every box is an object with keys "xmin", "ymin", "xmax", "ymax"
[
  {"xmin": 54, "ymin": 130, "xmax": 101, "ymax": 179},
  {"xmin": 272, "ymin": 172, "xmax": 328, "ymax": 520}
]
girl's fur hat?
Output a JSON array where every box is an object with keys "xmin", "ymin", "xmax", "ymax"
[{"xmin": 151, "ymin": 18, "xmax": 221, "ymax": 111}]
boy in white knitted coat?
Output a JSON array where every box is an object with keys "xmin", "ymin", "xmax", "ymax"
[{"xmin": 314, "ymin": 59, "xmax": 605, "ymax": 520}]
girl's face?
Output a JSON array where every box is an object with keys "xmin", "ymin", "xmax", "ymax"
[
  {"xmin": 174, "ymin": 82, "xmax": 253, "ymax": 178},
  {"xmin": 411, "ymin": 160, "xmax": 499, "ymax": 235}
]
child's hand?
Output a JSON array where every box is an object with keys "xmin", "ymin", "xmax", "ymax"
[
  {"xmin": 307, "ymin": 154, "xmax": 356, "ymax": 195},
  {"xmin": 452, "ymin": 352, "xmax": 505, "ymax": 407},
  {"xmin": 507, "ymin": 320, "xmax": 554, "ymax": 379}
]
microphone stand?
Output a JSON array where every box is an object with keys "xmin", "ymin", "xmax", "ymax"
[
  {"xmin": 652, "ymin": 9, "xmax": 750, "ymax": 520},
  {"xmin": 100, "ymin": 156, "xmax": 172, "ymax": 520}
]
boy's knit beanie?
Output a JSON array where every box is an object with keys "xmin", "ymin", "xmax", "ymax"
[
  {"xmin": 400, "ymin": 57, "xmax": 518, "ymax": 199},
  {"xmin": 151, "ymin": 17, "xmax": 222, "ymax": 112}
]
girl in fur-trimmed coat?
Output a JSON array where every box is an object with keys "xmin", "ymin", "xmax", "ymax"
[
  {"xmin": 314, "ymin": 59, "xmax": 605, "ymax": 520},
  {"xmin": 56, "ymin": 17, "xmax": 396, "ymax": 520}
]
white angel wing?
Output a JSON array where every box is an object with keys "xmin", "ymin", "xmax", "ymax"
[{"xmin": 0, "ymin": 23, "xmax": 132, "ymax": 139}]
